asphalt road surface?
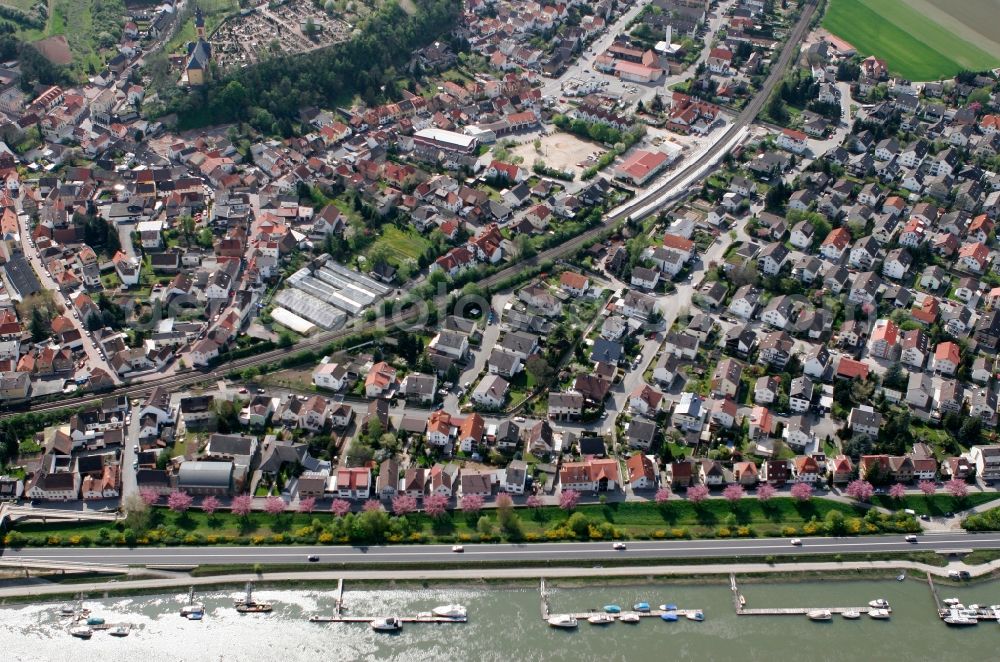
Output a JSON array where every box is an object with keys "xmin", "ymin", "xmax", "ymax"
[{"xmin": 2, "ymin": 533, "xmax": 997, "ymax": 567}]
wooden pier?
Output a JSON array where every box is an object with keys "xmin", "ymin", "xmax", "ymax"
[
  {"xmin": 538, "ymin": 577, "xmax": 703, "ymax": 622},
  {"xmin": 308, "ymin": 615, "xmax": 467, "ymax": 624},
  {"xmin": 926, "ymin": 572, "xmax": 941, "ymax": 610},
  {"xmin": 335, "ymin": 578, "xmax": 345, "ymax": 615},
  {"xmin": 730, "ymin": 574, "xmax": 885, "ymax": 617}
]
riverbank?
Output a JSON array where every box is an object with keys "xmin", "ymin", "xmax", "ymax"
[{"xmin": 4, "ymin": 554, "xmax": 1000, "ymax": 604}]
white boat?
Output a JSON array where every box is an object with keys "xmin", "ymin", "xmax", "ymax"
[
  {"xmin": 547, "ymin": 614, "xmax": 579, "ymax": 629},
  {"xmin": 944, "ymin": 613, "xmax": 978, "ymax": 627},
  {"xmin": 868, "ymin": 608, "xmax": 891, "ymax": 620},
  {"xmin": 371, "ymin": 616, "xmax": 402, "ymax": 632},
  {"xmin": 842, "ymin": 610, "xmax": 861, "ymax": 620},
  {"xmin": 180, "ymin": 604, "xmax": 204, "ymax": 617},
  {"xmin": 69, "ymin": 626, "xmax": 93, "ymax": 639},
  {"xmin": 431, "ymin": 604, "xmax": 467, "ymax": 619},
  {"xmin": 587, "ymin": 613, "xmax": 615, "ymax": 625},
  {"xmin": 109, "ymin": 625, "xmax": 130, "ymax": 637},
  {"xmin": 968, "ymin": 604, "xmax": 980, "ymax": 611},
  {"xmin": 808, "ymin": 610, "xmax": 832, "ymax": 621},
  {"xmin": 58, "ymin": 604, "xmax": 76, "ymax": 616},
  {"xmin": 685, "ymin": 610, "xmax": 705, "ymax": 622},
  {"xmin": 868, "ymin": 599, "xmax": 890, "ymax": 609},
  {"xmin": 618, "ymin": 612, "xmax": 641, "ymax": 623},
  {"xmin": 943, "ymin": 598, "xmax": 961, "ymax": 606}
]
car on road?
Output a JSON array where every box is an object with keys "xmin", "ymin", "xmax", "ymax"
[
  {"xmin": 133, "ymin": 445, "xmax": 139, "ymax": 453},
  {"xmin": 451, "ymin": 545, "xmax": 464, "ymax": 553},
  {"xmin": 905, "ymin": 535, "xmax": 918, "ymax": 543},
  {"xmin": 132, "ymin": 460, "xmax": 138, "ymax": 470},
  {"xmin": 256, "ymin": 388, "xmax": 266, "ymax": 394},
  {"xmin": 790, "ymin": 538, "xmax": 802, "ymax": 546},
  {"xmin": 513, "ymin": 416, "xmax": 525, "ymax": 423},
  {"xmin": 238, "ymin": 387, "xmax": 248, "ymax": 394},
  {"xmin": 612, "ymin": 542, "xmax": 626, "ymax": 550},
  {"xmin": 307, "ymin": 555, "xmax": 320, "ymax": 562}
]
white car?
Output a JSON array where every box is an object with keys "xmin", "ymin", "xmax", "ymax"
[
  {"xmin": 612, "ymin": 542, "xmax": 627, "ymax": 551},
  {"xmin": 790, "ymin": 538, "xmax": 802, "ymax": 546},
  {"xmin": 905, "ymin": 535, "xmax": 918, "ymax": 543},
  {"xmin": 451, "ymin": 545, "xmax": 464, "ymax": 553}
]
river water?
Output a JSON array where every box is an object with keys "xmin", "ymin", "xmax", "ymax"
[{"xmin": 1, "ymin": 576, "xmax": 999, "ymax": 661}]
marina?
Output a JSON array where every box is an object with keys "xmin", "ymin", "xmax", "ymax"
[
  {"xmin": 3, "ymin": 577, "xmax": 1000, "ymax": 659},
  {"xmin": 307, "ymin": 580, "xmax": 468, "ymax": 625}
]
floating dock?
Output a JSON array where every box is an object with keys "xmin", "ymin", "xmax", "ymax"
[
  {"xmin": 730, "ymin": 574, "xmax": 886, "ymax": 616},
  {"xmin": 307, "ymin": 579, "xmax": 467, "ymax": 625},
  {"xmin": 308, "ymin": 615, "xmax": 467, "ymax": 624},
  {"xmin": 538, "ymin": 578, "xmax": 704, "ymax": 621}
]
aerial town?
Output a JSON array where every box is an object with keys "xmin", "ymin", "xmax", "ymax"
[{"xmin": 0, "ymin": 0, "xmax": 999, "ymax": 576}]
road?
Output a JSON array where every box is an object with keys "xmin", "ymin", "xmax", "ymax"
[
  {"xmin": 0, "ymin": 532, "xmax": 994, "ymax": 566},
  {"xmin": 14, "ymin": 207, "xmax": 120, "ymax": 384},
  {"xmin": 0, "ymin": 1, "xmax": 818, "ymax": 419}
]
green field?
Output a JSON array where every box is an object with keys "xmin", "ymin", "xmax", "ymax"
[
  {"xmin": 367, "ymin": 225, "xmax": 431, "ymax": 266},
  {"xmin": 823, "ymin": 0, "xmax": 1000, "ymax": 80}
]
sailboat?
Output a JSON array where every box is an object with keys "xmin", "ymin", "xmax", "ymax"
[{"xmin": 235, "ymin": 582, "xmax": 273, "ymax": 613}]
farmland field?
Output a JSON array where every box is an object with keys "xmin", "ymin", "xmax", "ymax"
[{"xmin": 823, "ymin": 0, "xmax": 1000, "ymax": 80}]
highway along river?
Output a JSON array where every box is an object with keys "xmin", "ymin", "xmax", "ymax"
[{"xmin": 1, "ymin": 577, "xmax": 999, "ymax": 660}]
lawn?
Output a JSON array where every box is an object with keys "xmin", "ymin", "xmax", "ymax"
[
  {"xmin": 4, "ymin": 497, "xmax": 918, "ymax": 549},
  {"xmin": 367, "ymin": 225, "xmax": 431, "ymax": 266},
  {"xmin": 823, "ymin": 0, "xmax": 1000, "ymax": 80},
  {"xmin": 870, "ymin": 492, "xmax": 996, "ymax": 516}
]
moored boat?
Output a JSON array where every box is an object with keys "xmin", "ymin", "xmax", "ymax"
[
  {"xmin": 70, "ymin": 626, "xmax": 93, "ymax": 639},
  {"xmin": 59, "ymin": 604, "xmax": 76, "ymax": 617},
  {"xmin": 109, "ymin": 625, "xmax": 130, "ymax": 637},
  {"xmin": 868, "ymin": 599, "xmax": 889, "ymax": 609},
  {"xmin": 808, "ymin": 610, "xmax": 832, "ymax": 622},
  {"xmin": 896, "ymin": 573, "xmax": 906, "ymax": 582},
  {"xmin": 633, "ymin": 602, "xmax": 650, "ymax": 613},
  {"xmin": 587, "ymin": 613, "xmax": 615, "ymax": 625},
  {"xmin": 842, "ymin": 610, "xmax": 861, "ymax": 620},
  {"xmin": 619, "ymin": 612, "xmax": 641, "ymax": 623},
  {"xmin": 547, "ymin": 614, "xmax": 578, "ymax": 629},
  {"xmin": 943, "ymin": 613, "xmax": 978, "ymax": 627},
  {"xmin": 658, "ymin": 603, "xmax": 678, "ymax": 612},
  {"xmin": 431, "ymin": 604, "xmax": 467, "ymax": 619},
  {"xmin": 686, "ymin": 610, "xmax": 705, "ymax": 622},
  {"xmin": 85, "ymin": 616, "xmax": 104, "ymax": 626},
  {"xmin": 186, "ymin": 612, "xmax": 203, "ymax": 621},
  {"xmin": 868, "ymin": 608, "xmax": 891, "ymax": 620},
  {"xmin": 942, "ymin": 598, "xmax": 960, "ymax": 606},
  {"xmin": 603, "ymin": 604, "xmax": 621, "ymax": 614},
  {"xmin": 371, "ymin": 616, "xmax": 402, "ymax": 632},
  {"xmin": 660, "ymin": 611, "xmax": 678, "ymax": 622}
]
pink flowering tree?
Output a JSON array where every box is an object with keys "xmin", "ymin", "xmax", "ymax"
[
  {"xmin": 264, "ymin": 496, "xmax": 286, "ymax": 515},
  {"xmin": 330, "ymin": 499, "xmax": 352, "ymax": 517},
  {"xmin": 139, "ymin": 488, "xmax": 160, "ymax": 507},
  {"xmin": 167, "ymin": 490, "xmax": 193, "ymax": 513},
  {"xmin": 460, "ymin": 493, "xmax": 485, "ymax": 514},
  {"xmin": 845, "ymin": 479, "xmax": 874, "ymax": 502},
  {"xmin": 655, "ymin": 487, "xmax": 672, "ymax": 504},
  {"xmin": 722, "ymin": 484, "xmax": 745, "ymax": 502},
  {"xmin": 362, "ymin": 499, "xmax": 384, "ymax": 513},
  {"xmin": 298, "ymin": 497, "xmax": 317, "ymax": 514},
  {"xmin": 790, "ymin": 482, "xmax": 814, "ymax": 502},
  {"xmin": 391, "ymin": 494, "xmax": 417, "ymax": 516},
  {"xmin": 945, "ymin": 478, "xmax": 968, "ymax": 500},
  {"xmin": 919, "ymin": 480, "xmax": 937, "ymax": 496},
  {"xmin": 559, "ymin": 489, "xmax": 580, "ymax": 511},
  {"xmin": 231, "ymin": 494, "xmax": 254, "ymax": 517},
  {"xmin": 424, "ymin": 493, "xmax": 449, "ymax": 519},
  {"xmin": 756, "ymin": 483, "xmax": 776, "ymax": 502},
  {"xmin": 201, "ymin": 495, "xmax": 221, "ymax": 515},
  {"xmin": 888, "ymin": 483, "xmax": 907, "ymax": 501},
  {"xmin": 525, "ymin": 494, "xmax": 544, "ymax": 510},
  {"xmin": 687, "ymin": 484, "xmax": 710, "ymax": 504}
]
